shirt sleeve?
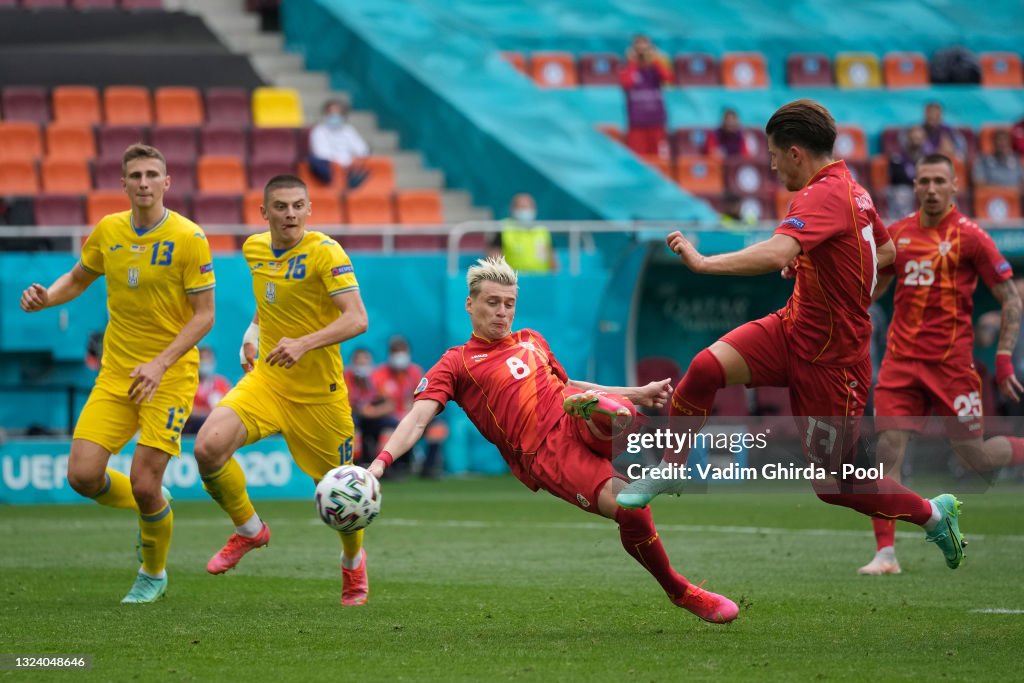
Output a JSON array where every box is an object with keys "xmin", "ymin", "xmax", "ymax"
[
  {"xmin": 973, "ymin": 227, "xmax": 1014, "ymax": 288},
  {"xmin": 182, "ymin": 229, "xmax": 216, "ymax": 294},
  {"xmin": 345, "ymin": 126, "xmax": 369, "ymax": 158},
  {"xmin": 309, "ymin": 124, "xmax": 330, "ymax": 159},
  {"xmin": 317, "ymin": 238, "xmax": 359, "ymax": 296},
  {"xmin": 774, "ymin": 186, "xmax": 844, "ymax": 253},
  {"xmin": 530, "ymin": 330, "xmax": 569, "ymax": 383},
  {"xmin": 80, "ymin": 220, "xmax": 106, "ymax": 275},
  {"xmin": 413, "ymin": 352, "xmax": 458, "ymax": 411}
]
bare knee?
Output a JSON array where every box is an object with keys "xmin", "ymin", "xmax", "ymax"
[
  {"xmin": 131, "ymin": 474, "xmax": 164, "ymax": 512},
  {"xmin": 194, "ymin": 412, "xmax": 243, "ymax": 473},
  {"xmin": 875, "ymin": 430, "xmax": 907, "ymax": 474},
  {"xmin": 67, "ymin": 468, "xmax": 105, "ymax": 498}
]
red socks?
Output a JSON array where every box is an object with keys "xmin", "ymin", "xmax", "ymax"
[
  {"xmin": 814, "ymin": 477, "xmax": 932, "ymax": 525},
  {"xmin": 665, "ymin": 349, "xmax": 726, "ymax": 465},
  {"xmin": 872, "ymin": 518, "xmax": 896, "ymax": 550},
  {"xmin": 1008, "ymin": 437, "xmax": 1024, "ymax": 466},
  {"xmin": 615, "ymin": 505, "xmax": 690, "ymax": 599}
]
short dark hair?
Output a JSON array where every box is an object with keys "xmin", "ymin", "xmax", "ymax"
[
  {"xmin": 322, "ymin": 98, "xmax": 348, "ymax": 114},
  {"xmin": 916, "ymin": 153, "xmax": 955, "ymax": 173},
  {"xmin": 122, "ymin": 143, "xmax": 166, "ymax": 175},
  {"xmin": 765, "ymin": 99, "xmax": 836, "ymax": 157},
  {"xmin": 263, "ymin": 174, "xmax": 307, "ymax": 204}
]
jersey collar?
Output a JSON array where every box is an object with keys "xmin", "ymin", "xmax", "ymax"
[
  {"xmin": 130, "ymin": 208, "xmax": 169, "ymax": 236},
  {"xmin": 805, "ymin": 159, "xmax": 846, "ymax": 188}
]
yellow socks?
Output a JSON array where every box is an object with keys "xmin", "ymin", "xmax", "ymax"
[
  {"xmin": 92, "ymin": 468, "xmax": 138, "ymax": 510},
  {"xmin": 340, "ymin": 529, "xmax": 364, "ymax": 567},
  {"xmin": 139, "ymin": 502, "xmax": 173, "ymax": 576},
  {"xmin": 202, "ymin": 458, "xmax": 256, "ymax": 526}
]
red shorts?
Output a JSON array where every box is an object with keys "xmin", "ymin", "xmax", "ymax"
[
  {"xmin": 524, "ymin": 389, "xmax": 632, "ymax": 516},
  {"xmin": 874, "ymin": 359, "xmax": 983, "ymax": 439},
  {"xmin": 625, "ymin": 125, "xmax": 668, "ymax": 157},
  {"xmin": 720, "ymin": 312, "xmax": 870, "ymax": 467}
]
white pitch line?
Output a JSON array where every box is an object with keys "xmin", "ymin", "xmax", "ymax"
[{"xmin": 970, "ymin": 608, "xmax": 1024, "ymax": 614}]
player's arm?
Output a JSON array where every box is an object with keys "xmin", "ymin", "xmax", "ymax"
[
  {"xmin": 876, "ymin": 238, "xmax": 895, "ymax": 269},
  {"xmin": 666, "ymin": 231, "xmax": 802, "ymax": 276},
  {"xmin": 568, "ymin": 378, "xmax": 672, "ymax": 410},
  {"xmin": 872, "ymin": 272, "xmax": 895, "ymax": 302},
  {"xmin": 366, "ymin": 398, "xmax": 442, "ymax": 479},
  {"xmin": 129, "ymin": 288, "xmax": 215, "ymax": 404},
  {"xmin": 990, "ymin": 278, "xmax": 1023, "ymax": 401},
  {"xmin": 240, "ymin": 312, "xmax": 259, "ymax": 372},
  {"xmin": 265, "ymin": 289, "xmax": 369, "ymax": 368},
  {"xmin": 19, "ymin": 263, "xmax": 100, "ymax": 312}
]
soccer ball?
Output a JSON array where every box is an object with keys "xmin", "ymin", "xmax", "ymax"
[{"xmin": 314, "ymin": 465, "xmax": 382, "ymax": 532}]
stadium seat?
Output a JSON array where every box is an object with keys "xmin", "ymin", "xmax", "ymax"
[
  {"xmin": 22, "ymin": 0, "xmax": 69, "ymax": 7},
  {"xmin": 974, "ymin": 187, "xmax": 1021, "ymax": 220},
  {"xmin": 206, "ymin": 87, "xmax": 251, "ymax": 124},
  {"xmin": 45, "ymin": 124, "xmax": 96, "ymax": 161},
  {"xmin": 40, "ymin": 158, "xmax": 91, "ymax": 194},
  {"xmin": 675, "ymin": 156, "xmax": 724, "ymax": 194},
  {"xmin": 305, "ymin": 190, "xmax": 344, "ymax": 227},
  {"xmin": 297, "ymin": 160, "xmax": 346, "ymax": 193},
  {"xmin": 71, "ymin": 0, "xmax": 117, "ymax": 8},
  {"xmin": 34, "ymin": 194, "xmax": 85, "ymax": 226},
  {"xmin": 350, "ymin": 155, "xmax": 395, "ymax": 193},
  {"xmin": 833, "ymin": 125, "xmax": 868, "ymax": 161},
  {"xmin": 724, "ymin": 158, "xmax": 770, "ymax": 195},
  {"xmin": 150, "ymin": 126, "xmax": 198, "ymax": 162},
  {"xmin": 0, "ymin": 0, "xmax": 19, "ymax": 7},
  {"xmin": 673, "ymin": 127, "xmax": 710, "ymax": 156},
  {"xmin": 93, "ymin": 157, "xmax": 123, "ymax": 189},
  {"xmin": 641, "ymin": 155, "xmax": 673, "ymax": 178},
  {"xmin": 844, "ymin": 160, "xmax": 870, "ymax": 188},
  {"xmin": 869, "ymin": 155, "xmax": 890, "ymax": 191},
  {"xmin": 501, "ymin": 51, "xmax": 527, "ymax": 74},
  {"xmin": 880, "ymin": 127, "xmax": 903, "ymax": 156},
  {"xmin": 345, "ymin": 191, "xmax": 395, "ymax": 224},
  {"xmin": 596, "ymin": 123, "xmax": 624, "ymax": 144},
  {"xmin": 98, "ymin": 124, "xmax": 146, "ymax": 159},
  {"xmin": 529, "ymin": 52, "xmax": 578, "ymax": 88},
  {"xmin": 0, "ymin": 122, "xmax": 43, "ymax": 161},
  {"xmin": 0, "ymin": 159, "xmax": 39, "ymax": 195},
  {"xmin": 86, "ymin": 190, "xmax": 130, "ymax": 223},
  {"xmin": 395, "ymin": 189, "xmax": 443, "ymax": 224},
  {"xmin": 2, "ymin": 87, "xmax": 49, "ymax": 123},
  {"xmin": 120, "ymin": 0, "xmax": 164, "ymax": 9},
  {"xmin": 249, "ymin": 159, "xmax": 294, "ymax": 189},
  {"xmin": 53, "ymin": 86, "xmax": 101, "ymax": 125},
  {"xmin": 786, "ymin": 53, "xmax": 833, "ymax": 86},
  {"xmin": 197, "ymin": 156, "xmax": 246, "ymax": 193},
  {"xmin": 153, "ymin": 87, "xmax": 204, "ymax": 127},
  {"xmin": 252, "ymin": 87, "xmax": 303, "ymax": 128},
  {"xmin": 674, "ymin": 53, "xmax": 719, "ymax": 86},
  {"xmin": 250, "ymin": 127, "xmax": 298, "ymax": 163},
  {"xmin": 200, "ymin": 124, "xmax": 247, "ymax": 158},
  {"xmin": 243, "ymin": 190, "xmax": 265, "ymax": 226},
  {"xmin": 165, "ymin": 159, "xmax": 195, "ymax": 194},
  {"xmin": 980, "ymin": 52, "xmax": 1023, "ymax": 88},
  {"xmin": 103, "ymin": 86, "xmax": 152, "ymax": 126},
  {"xmin": 578, "ymin": 53, "xmax": 622, "ymax": 85},
  {"xmin": 162, "ymin": 193, "xmax": 191, "ymax": 217},
  {"xmin": 835, "ymin": 53, "xmax": 882, "ymax": 88},
  {"xmin": 978, "ymin": 125, "xmax": 1012, "ymax": 154},
  {"xmin": 741, "ymin": 128, "xmax": 769, "ymax": 159},
  {"xmin": 883, "ymin": 52, "xmax": 929, "ymax": 88},
  {"xmin": 722, "ymin": 52, "xmax": 769, "ymax": 88},
  {"xmin": 192, "ymin": 193, "xmax": 242, "ymax": 225}
]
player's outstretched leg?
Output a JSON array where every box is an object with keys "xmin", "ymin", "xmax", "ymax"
[
  {"xmin": 924, "ymin": 494, "xmax": 967, "ymax": 569},
  {"xmin": 563, "ymin": 390, "xmax": 634, "ymax": 431},
  {"xmin": 340, "ymin": 530, "xmax": 368, "ymax": 606},
  {"xmin": 858, "ymin": 518, "xmax": 901, "ymax": 575}
]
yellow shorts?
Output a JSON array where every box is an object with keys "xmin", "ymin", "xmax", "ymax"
[
  {"xmin": 219, "ymin": 372, "xmax": 354, "ymax": 481},
  {"xmin": 73, "ymin": 372, "xmax": 197, "ymax": 456}
]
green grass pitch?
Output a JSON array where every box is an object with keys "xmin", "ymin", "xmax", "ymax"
[{"xmin": 1, "ymin": 476, "xmax": 1022, "ymax": 682}]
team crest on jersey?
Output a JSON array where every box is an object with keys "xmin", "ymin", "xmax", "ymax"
[
  {"xmin": 127, "ymin": 266, "xmax": 140, "ymax": 289},
  {"xmin": 267, "ymin": 262, "xmax": 281, "ymax": 271},
  {"xmin": 898, "ymin": 238, "xmax": 911, "ymax": 246},
  {"xmin": 265, "ymin": 281, "xmax": 277, "ymax": 303},
  {"xmin": 938, "ymin": 241, "xmax": 952, "ymax": 256},
  {"xmin": 576, "ymin": 493, "xmax": 591, "ymax": 508},
  {"xmin": 414, "ymin": 377, "xmax": 428, "ymax": 394},
  {"xmin": 130, "ymin": 244, "xmax": 146, "ymax": 253},
  {"xmin": 519, "ymin": 341, "xmax": 537, "ymax": 352}
]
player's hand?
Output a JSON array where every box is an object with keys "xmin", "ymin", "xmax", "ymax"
[
  {"xmin": 128, "ymin": 358, "xmax": 169, "ymax": 404},
  {"xmin": 780, "ymin": 258, "xmax": 799, "ymax": 279},
  {"xmin": 998, "ymin": 374, "xmax": 1023, "ymax": 402},
  {"xmin": 635, "ymin": 377, "xmax": 673, "ymax": 409},
  {"xmin": 20, "ymin": 283, "xmax": 49, "ymax": 312},
  {"xmin": 240, "ymin": 341, "xmax": 257, "ymax": 373},
  {"xmin": 265, "ymin": 337, "xmax": 308, "ymax": 368},
  {"xmin": 367, "ymin": 459, "xmax": 386, "ymax": 480},
  {"xmin": 666, "ymin": 231, "xmax": 707, "ymax": 273}
]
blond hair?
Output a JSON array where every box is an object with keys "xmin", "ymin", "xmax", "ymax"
[{"xmin": 467, "ymin": 256, "xmax": 518, "ymax": 297}]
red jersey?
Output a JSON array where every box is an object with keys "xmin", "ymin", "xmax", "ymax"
[
  {"xmin": 775, "ymin": 160, "xmax": 891, "ymax": 367},
  {"xmin": 193, "ymin": 375, "xmax": 231, "ymax": 413},
  {"xmin": 414, "ymin": 329, "xmax": 570, "ymax": 482},
  {"xmin": 884, "ymin": 207, "xmax": 1012, "ymax": 364},
  {"xmin": 343, "ymin": 369, "xmax": 381, "ymax": 413},
  {"xmin": 371, "ymin": 363, "xmax": 424, "ymax": 419}
]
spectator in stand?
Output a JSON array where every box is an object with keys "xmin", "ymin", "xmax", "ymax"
[
  {"xmin": 718, "ymin": 192, "xmax": 756, "ymax": 231},
  {"xmin": 704, "ymin": 108, "xmax": 750, "ymax": 159},
  {"xmin": 307, "ymin": 99, "xmax": 370, "ymax": 186},
  {"xmin": 184, "ymin": 347, "xmax": 232, "ymax": 435},
  {"xmin": 372, "ymin": 335, "xmax": 446, "ymax": 479},
  {"xmin": 344, "ymin": 347, "xmax": 393, "ymax": 464},
  {"xmin": 887, "ymin": 125, "xmax": 927, "ymax": 217},
  {"xmin": 486, "ymin": 193, "xmax": 556, "ymax": 274},
  {"xmin": 619, "ymin": 34, "xmax": 672, "ymax": 160},
  {"xmin": 1011, "ymin": 115, "xmax": 1024, "ymax": 155},
  {"xmin": 973, "ymin": 129, "xmax": 1024, "ymax": 189},
  {"xmin": 921, "ymin": 102, "xmax": 965, "ymax": 160}
]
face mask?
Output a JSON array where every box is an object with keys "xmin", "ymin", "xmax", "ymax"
[
  {"xmin": 326, "ymin": 113, "xmax": 345, "ymax": 128},
  {"xmin": 199, "ymin": 362, "xmax": 215, "ymax": 378},
  {"xmin": 512, "ymin": 208, "xmax": 536, "ymax": 223},
  {"xmin": 352, "ymin": 364, "xmax": 372, "ymax": 379},
  {"xmin": 389, "ymin": 351, "xmax": 411, "ymax": 370}
]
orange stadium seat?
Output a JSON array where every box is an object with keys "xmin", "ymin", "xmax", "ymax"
[
  {"xmin": 978, "ymin": 125, "xmax": 1012, "ymax": 154},
  {"xmin": 786, "ymin": 53, "xmax": 833, "ymax": 86},
  {"xmin": 40, "ymin": 158, "xmax": 92, "ymax": 194},
  {"xmin": 529, "ymin": 52, "xmax": 578, "ymax": 88},
  {"xmin": 980, "ymin": 52, "xmax": 1023, "ymax": 88},
  {"xmin": 87, "ymin": 190, "xmax": 130, "ymax": 223},
  {"xmin": 2, "ymin": 87, "xmax": 49, "ymax": 123},
  {"xmin": 150, "ymin": 126, "xmax": 198, "ymax": 162},
  {"xmin": 306, "ymin": 190, "xmax": 344, "ymax": 227},
  {"xmin": 674, "ymin": 53, "xmax": 719, "ymax": 86},
  {"xmin": 721, "ymin": 52, "xmax": 768, "ymax": 88},
  {"xmin": 53, "ymin": 86, "xmax": 101, "ymax": 126},
  {"xmin": 501, "ymin": 51, "xmax": 527, "ymax": 74},
  {"xmin": 869, "ymin": 155, "xmax": 890, "ymax": 191},
  {"xmin": 45, "ymin": 124, "xmax": 96, "ymax": 160},
  {"xmin": 395, "ymin": 189, "xmax": 443, "ymax": 224},
  {"xmin": 0, "ymin": 159, "xmax": 39, "ymax": 195},
  {"xmin": 252, "ymin": 87, "xmax": 303, "ymax": 128},
  {"xmin": 154, "ymin": 86, "xmax": 204, "ymax": 126},
  {"xmin": 103, "ymin": 86, "xmax": 153, "ymax": 125},
  {"xmin": 243, "ymin": 190, "xmax": 265, "ymax": 226},
  {"xmin": 297, "ymin": 160, "xmax": 346, "ymax": 193},
  {"xmin": 674, "ymin": 156, "xmax": 723, "ymax": 194},
  {"xmin": 345, "ymin": 191, "xmax": 395, "ymax": 224},
  {"xmin": 883, "ymin": 52, "xmax": 929, "ymax": 88},
  {"xmin": 0, "ymin": 122, "xmax": 43, "ymax": 161},
  {"xmin": 835, "ymin": 53, "xmax": 882, "ymax": 88},
  {"xmin": 34, "ymin": 195, "xmax": 85, "ymax": 226},
  {"xmin": 350, "ymin": 155, "xmax": 395, "ymax": 193},
  {"xmin": 833, "ymin": 125, "xmax": 868, "ymax": 161},
  {"xmin": 578, "ymin": 53, "xmax": 622, "ymax": 85},
  {"xmin": 641, "ymin": 155, "xmax": 673, "ymax": 178},
  {"xmin": 974, "ymin": 187, "xmax": 1021, "ymax": 220},
  {"xmin": 196, "ymin": 156, "xmax": 246, "ymax": 193}
]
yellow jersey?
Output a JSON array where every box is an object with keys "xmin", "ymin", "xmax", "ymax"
[
  {"xmin": 244, "ymin": 230, "xmax": 359, "ymax": 404},
  {"xmin": 80, "ymin": 209, "xmax": 215, "ymax": 390}
]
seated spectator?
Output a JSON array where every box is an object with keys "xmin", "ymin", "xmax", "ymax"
[
  {"xmin": 619, "ymin": 34, "xmax": 672, "ymax": 160},
  {"xmin": 487, "ymin": 193, "xmax": 556, "ymax": 273},
  {"xmin": 307, "ymin": 99, "xmax": 370, "ymax": 185},
  {"xmin": 344, "ymin": 347, "xmax": 393, "ymax": 464},
  {"xmin": 973, "ymin": 129, "xmax": 1024, "ymax": 189},
  {"xmin": 184, "ymin": 348, "xmax": 232, "ymax": 434},
  {"xmin": 718, "ymin": 192, "xmax": 756, "ymax": 231},
  {"xmin": 921, "ymin": 101, "xmax": 965, "ymax": 159},
  {"xmin": 704, "ymin": 108, "xmax": 750, "ymax": 159},
  {"xmin": 887, "ymin": 125, "xmax": 927, "ymax": 217}
]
